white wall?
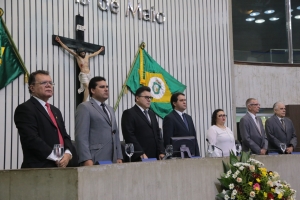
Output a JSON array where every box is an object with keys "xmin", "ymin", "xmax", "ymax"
[
  {"xmin": 0, "ymin": 0, "xmax": 233, "ymax": 169},
  {"xmin": 234, "ymin": 64, "xmax": 300, "ymax": 108}
]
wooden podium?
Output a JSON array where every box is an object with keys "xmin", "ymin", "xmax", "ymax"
[{"xmin": 286, "ymin": 105, "xmax": 300, "ymax": 152}]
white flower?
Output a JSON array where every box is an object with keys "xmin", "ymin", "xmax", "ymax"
[
  {"xmin": 249, "ymin": 191, "xmax": 255, "ymax": 197},
  {"xmin": 229, "ymin": 183, "xmax": 234, "ymax": 189},
  {"xmin": 227, "ymin": 170, "xmax": 232, "ymax": 175},
  {"xmin": 249, "ymin": 165, "xmax": 255, "ymax": 172},
  {"xmin": 225, "ymin": 174, "xmax": 230, "ymax": 178},
  {"xmin": 224, "ymin": 194, "xmax": 229, "ymax": 200},
  {"xmin": 239, "ymin": 166, "xmax": 245, "ymax": 170},
  {"xmin": 231, "ymin": 194, "xmax": 236, "ymax": 199},
  {"xmin": 232, "ymin": 174, "xmax": 237, "ymax": 178},
  {"xmin": 232, "ymin": 189, "xmax": 237, "ymax": 195},
  {"xmin": 267, "ymin": 180, "xmax": 273, "ymax": 187},
  {"xmin": 222, "ymin": 189, "xmax": 226, "ymax": 194},
  {"xmin": 236, "ymin": 177, "xmax": 242, "ymax": 183},
  {"xmin": 249, "ymin": 198, "xmax": 253, "ymax": 200},
  {"xmin": 235, "ymin": 170, "xmax": 240, "ymax": 175}
]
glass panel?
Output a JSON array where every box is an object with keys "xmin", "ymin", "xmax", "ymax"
[
  {"xmin": 232, "ymin": 0, "xmax": 288, "ymax": 63},
  {"xmin": 291, "ymin": 0, "xmax": 300, "ymax": 63}
]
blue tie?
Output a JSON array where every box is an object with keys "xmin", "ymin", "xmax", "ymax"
[{"xmin": 182, "ymin": 113, "xmax": 189, "ymax": 130}]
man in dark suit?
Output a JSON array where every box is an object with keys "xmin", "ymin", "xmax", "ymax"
[
  {"xmin": 14, "ymin": 70, "xmax": 73, "ymax": 168},
  {"xmin": 121, "ymin": 86, "xmax": 165, "ymax": 161},
  {"xmin": 239, "ymin": 98, "xmax": 268, "ymax": 155},
  {"xmin": 75, "ymin": 76, "xmax": 123, "ymax": 165},
  {"xmin": 163, "ymin": 92, "xmax": 200, "ymax": 156},
  {"xmin": 265, "ymin": 102, "xmax": 297, "ymax": 154}
]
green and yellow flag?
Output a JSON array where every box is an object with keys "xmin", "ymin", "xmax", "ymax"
[
  {"xmin": 0, "ymin": 8, "xmax": 29, "ymax": 90},
  {"xmin": 126, "ymin": 43, "xmax": 186, "ymax": 118}
]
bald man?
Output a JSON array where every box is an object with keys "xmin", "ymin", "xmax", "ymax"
[{"xmin": 265, "ymin": 102, "xmax": 297, "ymax": 154}]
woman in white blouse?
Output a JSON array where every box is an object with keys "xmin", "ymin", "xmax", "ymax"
[{"xmin": 206, "ymin": 109, "xmax": 236, "ymax": 157}]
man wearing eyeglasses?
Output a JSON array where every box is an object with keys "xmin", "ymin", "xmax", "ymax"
[
  {"xmin": 75, "ymin": 76, "xmax": 123, "ymax": 165},
  {"xmin": 163, "ymin": 92, "xmax": 200, "ymax": 156},
  {"xmin": 265, "ymin": 102, "xmax": 297, "ymax": 154},
  {"xmin": 121, "ymin": 86, "xmax": 165, "ymax": 161},
  {"xmin": 14, "ymin": 70, "xmax": 74, "ymax": 168},
  {"xmin": 239, "ymin": 98, "xmax": 268, "ymax": 155}
]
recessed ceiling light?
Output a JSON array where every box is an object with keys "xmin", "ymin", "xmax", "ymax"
[
  {"xmin": 269, "ymin": 17, "xmax": 279, "ymax": 21},
  {"xmin": 246, "ymin": 18, "xmax": 255, "ymax": 21},
  {"xmin": 250, "ymin": 12, "xmax": 260, "ymax": 16},
  {"xmin": 295, "ymin": 15, "xmax": 300, "ymax": 19},
  {"xmin": 297, "ymin": 6, "xmax": 300, "ymax": 10},
  {"xmin": 264, "ymin": 10, "xmax": 275, "ymax": 14},
  {"xmin": 255, "ymin": 19, "xmax": 265, "ymax": 23}
]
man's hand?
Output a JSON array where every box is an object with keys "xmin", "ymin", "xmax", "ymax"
[
  {"xmin": 57, "ymin": 153, "xmax": 72, "ymax": 168},
  {"xmin": 140, "ymin": 154, "xmax": 148, "ymax": 159},
  {"xmin": 83, "ymin": 160, "xmax": 94, "ymax": 166},
  {"xmin": 159, "ymin": 154, "xmax": 165, "ymax": 160},
  {"xmin": 117, "ymin": 159, "xmax": 122, "ymax": 164},
  {"xmin": 260, "ymin": 149, "xmax": 267, "ymax": 155},
  {"xmin": 286, "ymin": 146, "xmax": 293, "ymax": 154}
]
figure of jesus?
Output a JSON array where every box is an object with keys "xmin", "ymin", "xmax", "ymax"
[{"xmin": 55, "ymin": 36, "xmax": 105, "ymax": 102}]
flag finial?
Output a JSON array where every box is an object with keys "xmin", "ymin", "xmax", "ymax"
[{"xmin": 140, "ymin": 42, "xmax": 146, "ymax": 49}]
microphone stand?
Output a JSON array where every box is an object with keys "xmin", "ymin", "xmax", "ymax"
[{"xmin": 206, "ymin": 138, "xmax": 224, "ymax": 157}]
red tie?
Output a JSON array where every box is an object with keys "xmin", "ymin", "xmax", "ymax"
[{"xmin": 45, "ymin": 103, "xmax": 64, "ymax": 145}]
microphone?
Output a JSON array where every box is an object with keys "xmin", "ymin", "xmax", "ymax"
[{"xmin": 206, "ymin": 138, "xmax": 224, "ymax": 157}]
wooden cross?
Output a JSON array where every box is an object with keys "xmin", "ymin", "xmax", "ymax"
[{"xmin": 52, "ymin": 15, "xmax": 105, "ymax": 106}]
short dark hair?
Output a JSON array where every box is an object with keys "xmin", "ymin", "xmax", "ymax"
[
  {"xmin": 77, "ymin": 48, "xmax": 85, "ymax": 54},
  {"xmin": 135, "ymin": 86, "xmax": 151, "ymax": 101},
  {"xmin": 88, "ymin": 76, "xmax": 106, "ymax": 97},
  {"xmin": 170, "ymin": 92, "xmax": 185, "ymax": 109},
  {"xmin": 28, "ymin": 70, "xmax": 50, "ymax": 94},
  {"xmin": 211, "ymin": 109, "xmax": 224, "ymax": 125}
]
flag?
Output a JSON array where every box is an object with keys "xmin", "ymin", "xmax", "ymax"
[
  {"xmin": 126, "ymin": 44, "xmax": 186, "ymax": 118},
  {"xmin": 0, "ymin": 8, "xmax": 28, "ymax": 90}
]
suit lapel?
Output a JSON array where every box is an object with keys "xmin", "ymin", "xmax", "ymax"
[
  {"xmin": 30, "ymin": 97, "xmax": 56, "ymax": 127},
  {"xmin": 246, "ymin": 112, "xmax": 261, "ymax": 135},
  {"xmin": 134, "ymin": 105, "xmax": 152, "ymax": 127},
  {"xmin": 173, "ymin": 110, "xmax": 189, "ymax": 132},
  {"xmin": 90, "ymin": 98, "xmax": 112, "ymax": 126},
  {"xmin": 273, "ymin": 115, "xmax": 286, "ymax": 133}
]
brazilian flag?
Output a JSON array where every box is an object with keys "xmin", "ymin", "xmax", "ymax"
[
  {"xmin": 126, "ymin": 43, "xmax": 186, "ymax": 118},
  {"xmin": 0, "ymin": 8, "xmax": 29, "ymax": 90}
]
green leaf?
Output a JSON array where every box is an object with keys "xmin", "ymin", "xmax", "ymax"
[
  {"xmin": 229, "ymin": 150, "xmax": 239, "ymax": 165},
  {"xmin": 240, "ymin": 151, "xmax": 251, "ymax": 163},
  {"xmin": 222, "ymin": 160, "xmax": 230, "ymax": 172}
]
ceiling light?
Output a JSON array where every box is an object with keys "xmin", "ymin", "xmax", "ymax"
[
  {"xmin": 246, "ymin": 18, "xmax": 255, "ymax": 21},
  {"xmin": 250, "ymin": 12, "xmax": 260, "ymax": 16},
  {"xmin": 297, "ymin": 6, "xmax": 300, "ymax": 10},
  {"xmin": 255, "ymin": 19, "xmax": 265, "ymax": 23},
  {"xmin": 295, "ymin": 15, "xmax": 300, "ymax": 19},
  {"xmin": 264, "ymin": 10, "xmax": 275, "ymax": 14},
  {"xmin": 269, "ymin": 17, "xmax": 279, "ymax": 21}
]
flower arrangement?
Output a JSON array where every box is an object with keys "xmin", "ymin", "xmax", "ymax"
[{"xmin": 216, "ymin": 151, "xmax": 296, "ymax": 200}]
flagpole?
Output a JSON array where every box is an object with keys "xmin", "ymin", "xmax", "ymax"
[
  {"xmin": 0, "ymin": 9, "xmax": 29, "ymax": 82},
  {"xmin": 113, "ymin": 42, "xmax": 145, "ymax": 111}
]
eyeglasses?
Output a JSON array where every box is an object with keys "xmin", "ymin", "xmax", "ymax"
[
  {"xmin": 218, "ymin": 114, "xmax": 227, "ymax": 117},
  {"xmin": 34, "ymin": 81, "xmax": 55, "ymax": 86},
  {"xmin": 139, "ymin": 96, "xmax": 153, "ymax": 100},
  {"xmin": 250, "ymin": 104, "xmax": 260, "ymax": 106},
  {"xmin": 99, "ymin": 85, "xmax": 109, "ymax": 89}
]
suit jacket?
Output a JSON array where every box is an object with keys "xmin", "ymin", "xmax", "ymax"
[
  {"xmin": 75, "ymin": 98, "xmax": 123, "ymax": 163},
  {"xmin": 14, "ymin": 96, "xmax": 73, "ymax": 168},
  {"xmin": 239, "ymin": 112, "xmax": 268, "ymax": 154},
  {"xmin": 163, "ymin": 110, "xmax": 200, "ymax": 156},
  {"xmin": 121, "ymin": 105, "xmax": 165, "ymax": 161},
  {"xmin": 265, "ymin": 115, "xmax": 297, "ymax": 153}
]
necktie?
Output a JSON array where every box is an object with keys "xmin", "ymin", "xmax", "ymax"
[
  {"xmin": 101, "ymin": 103, "xmax": 111, "ymax": 122},
  {"xmin": 45, "ymin": 103, "xmax": 64, "ymax": 145},
  {"xmin": 281, "ymin": 119, "xmax": 286, "ymax": 131},
  {"xmin": 182, "ymin": 113, "xmax": 189, "ymax": 130},
  {"xmin": 143, "ymin": 110, "xmax": 151, "ymax": 124},
  {"xmin": 255, "ymin": 117, "xmax": 261, "ymax": 135}
]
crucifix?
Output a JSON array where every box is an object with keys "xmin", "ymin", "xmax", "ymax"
[{"xmin": 52, "ymin": 14, "xmax": 105, "ymax": 104}]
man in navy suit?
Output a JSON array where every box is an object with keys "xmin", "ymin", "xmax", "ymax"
[
  {"xmin": 163, "ymin": 92, "xmax": 200, "ymax": 156},
  {"xmin": 14, "ymin": 70, "xmax": 73, "ymax": 168},
  {"xmin": 121, "ymin": 86, "xmax": 165, "ymax": 161},
  {"xmin": 239, "ymin": 98, "xmax": 268, "ymax": 155},
  {"xmin": 265, "ymin": 102, "xmax": 297, "ymax": 154}
]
